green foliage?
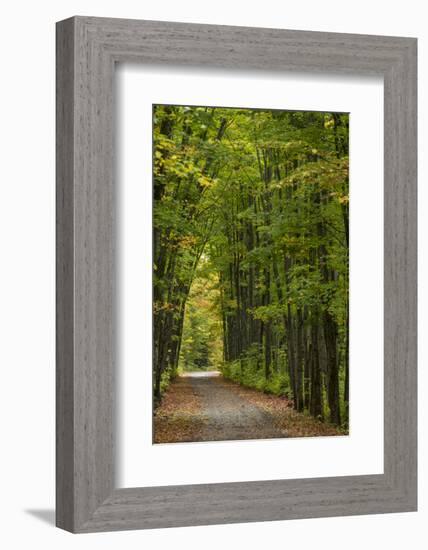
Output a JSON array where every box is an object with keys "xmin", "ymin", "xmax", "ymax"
[
  {"xmin": 159, "ymin": 368, "xmax": 175, "ymax": 396},
  {"xmin": 179, "ymin": 259, "xmax": 223, "ymax": 371},
  {"xmin": 221, "ymin": 359, "xmax": 291, "ymax": 397}
]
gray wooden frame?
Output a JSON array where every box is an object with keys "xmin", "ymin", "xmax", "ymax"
[{"xmin": 56, "ymin": 16, "xmax": 417, "ymax": 533}]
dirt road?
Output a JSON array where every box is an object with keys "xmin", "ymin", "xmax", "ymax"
[
  {"xmin": 154, "ymin": 371, "xmax": 343, "ymax": 444},
  {"xmin": 183, "ymin": 371, "xmax": 287, "ymax": 441}
]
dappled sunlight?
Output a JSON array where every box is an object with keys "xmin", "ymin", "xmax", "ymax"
[{"xmin": 179, "ymin": 255, "xmax": 224, "ymax": 372}]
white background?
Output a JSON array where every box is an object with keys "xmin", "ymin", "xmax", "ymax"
[
  {"xmin": 0, "ymin": 1, "xmax": 425, "ymax": 549},
  {"xmin": 118, "ymin": 67, "xmax": 384, "ymax": 488}
]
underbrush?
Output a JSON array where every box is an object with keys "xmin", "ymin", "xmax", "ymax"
[
  {"xmin": 221, "ymin": 359, "xmax": 291, "ymax": 398},
  {"xmin": 158, "ymin": 368, "xmax": 180, "ymax": 399}
]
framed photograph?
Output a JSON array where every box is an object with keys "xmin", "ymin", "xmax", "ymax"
[{"xmin": 56, "ymin": 16, "xmax": 417, "ymax": 532}]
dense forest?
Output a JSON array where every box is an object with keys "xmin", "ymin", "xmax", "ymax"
[{"xmin": 153, "ymin": 104, "xmax": 349, "ymax": 429}]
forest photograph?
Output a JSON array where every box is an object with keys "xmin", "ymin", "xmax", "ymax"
[{"xmin": 153, "ymin": 103, "xmax": 349, "ymax": 444}]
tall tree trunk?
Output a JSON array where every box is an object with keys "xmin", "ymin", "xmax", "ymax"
[
  {"xmin": 296, "ymin": 309, "xmax": 304, "ymax": 412},
  {"xmin": 324, "ymin": 311, "xmax": 340, "ymax": 425},
  {"xmin": 310, "ymin": 317, "xmax": 323, "ymax": 419}
]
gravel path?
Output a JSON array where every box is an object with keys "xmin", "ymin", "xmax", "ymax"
[{"xmin": 185, "ymin": 371, "xmax": 287, "ymax": 441}]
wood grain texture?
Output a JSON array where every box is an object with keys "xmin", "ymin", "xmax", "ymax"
[
  {"xmin": 56, "ymin": 16, "xmax": 417, "ymax": 533},
  {"xmin": 56, "ymin": 17, "xmax": 75, "ymax": 532}
]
